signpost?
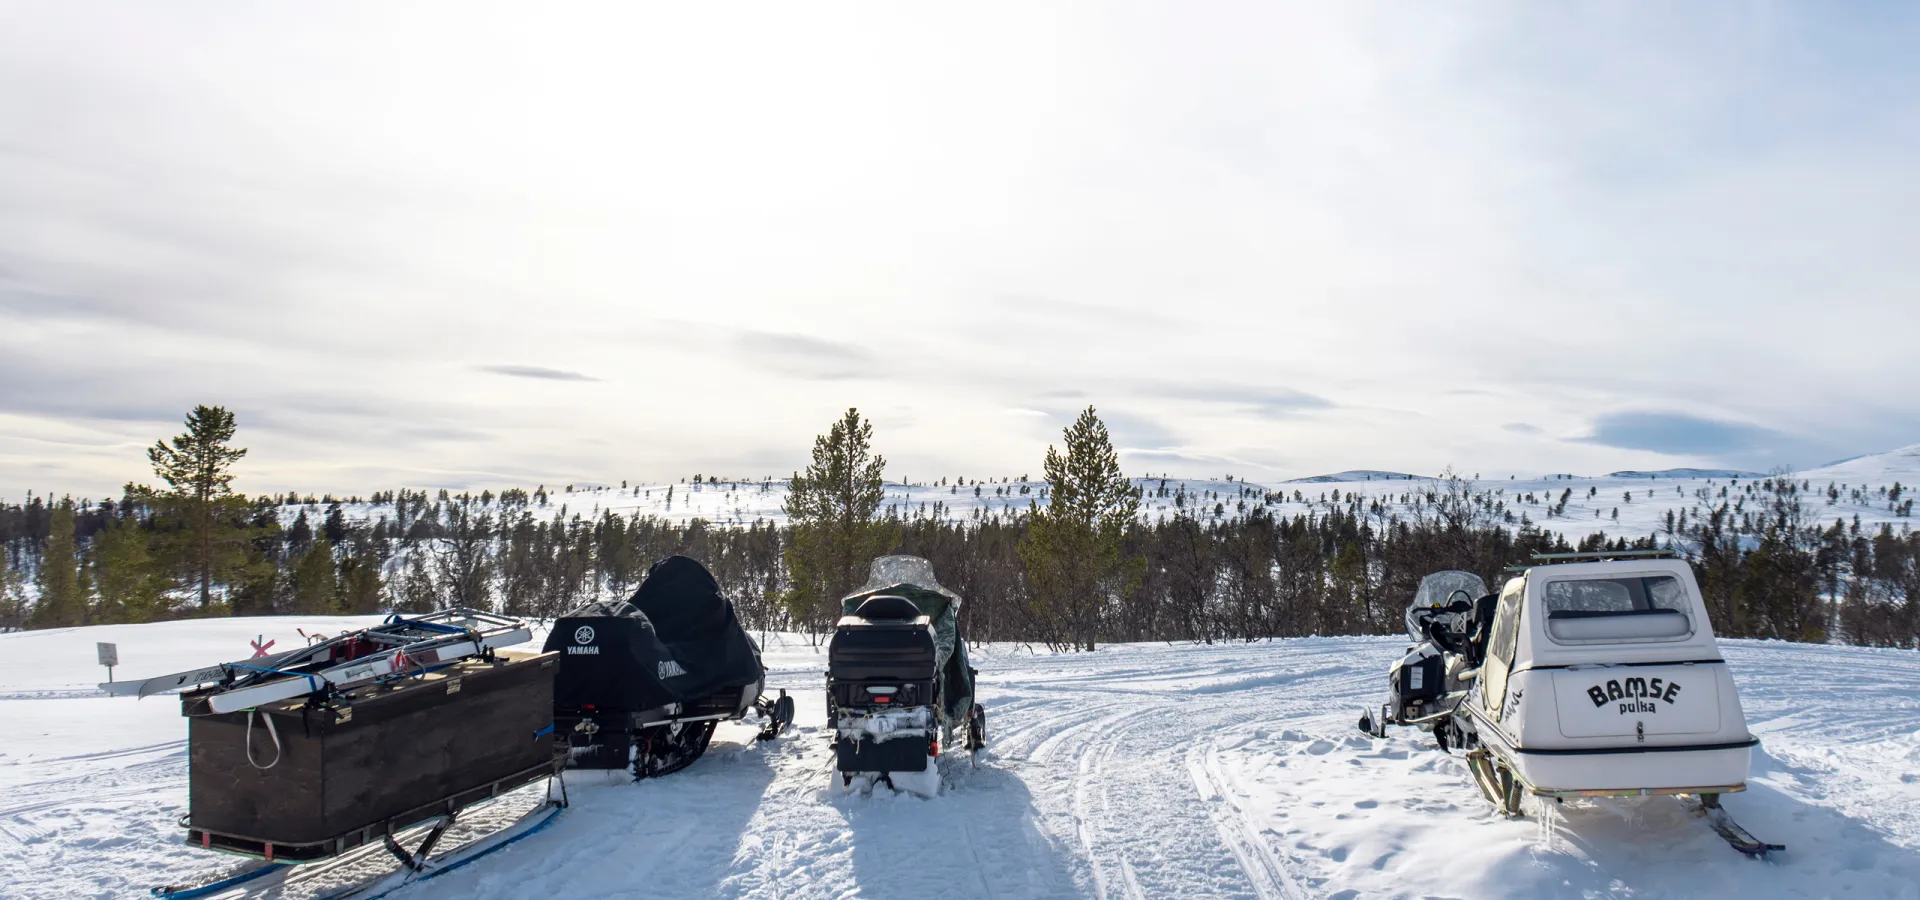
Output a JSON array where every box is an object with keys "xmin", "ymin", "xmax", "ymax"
[{"xmin": 97, "ymin": 642, "xmax": 118, "ymax": 683}]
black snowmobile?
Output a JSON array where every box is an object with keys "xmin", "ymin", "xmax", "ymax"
[
  {"xmin": 827, "ymin": 556, "xmax": 986, "ymax": 795},
  {"xmin": 544, "ymin": 555, "xmax": 794, "ymax": 779},
  {"xmin": 1359, "ymin": 569, "xmax": 1494, "ymax": 751}
]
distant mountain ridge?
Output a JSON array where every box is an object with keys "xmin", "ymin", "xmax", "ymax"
[
  {"xmin": 1606, "ymin": 468, "xmax": 1766, "ymax": 479},
  {"xmin": 1284, "ymin": 470, "xmax": 1423, "ymax": 484},
  {"xmin": 1795, "ymin": 443, "xmax": 1920, "ymax": 482}
]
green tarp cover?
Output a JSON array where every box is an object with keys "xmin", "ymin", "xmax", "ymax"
[{"xmin": 840, "ymin": 556, "xmax": 974, "ymax": 722}]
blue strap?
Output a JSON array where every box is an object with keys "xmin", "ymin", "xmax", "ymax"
[
  {"xmin": 533, "ymin": 723, "xmax": 555, "ymax": 740},
  {"xmin": 383, "ymin": 612, "xmax": 464, "ymax": 634},
  {"xmin": 402, "ymin": 618, "xmax": 468, "ymax": 635}
]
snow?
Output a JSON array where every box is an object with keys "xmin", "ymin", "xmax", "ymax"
[
  {"xmin": 1795, "ymin": 443, "xmax": 1920, "ymax": 483},
  {"xmin": 1283, "ymin": 470, "xmax": 1421, "ymax": 483},
  {"xmin": 289, "ymin": 444, "xmax": 1920, "ymax": 546},
  {"xmin": 4, "ymin": 620, "xmax": 1920, "ymax": 898}
]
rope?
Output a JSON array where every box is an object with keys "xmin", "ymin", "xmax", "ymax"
[{"xmin": 246, "ymin": 709, "xmax": 282, "ymax": 770}]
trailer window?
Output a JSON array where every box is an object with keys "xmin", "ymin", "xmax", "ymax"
[
  {"xmin": 1543, "ymin": 575, "xmax": 1693, "ymax": 643},
  {"xmin": 1487, "ymin": 584, "xmax": 1523, "ymax": 667}
]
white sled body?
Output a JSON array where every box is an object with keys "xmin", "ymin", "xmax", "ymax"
[{"xmin": 1464, "ymin": 558, "xmax": 1755, "ymax": 797}]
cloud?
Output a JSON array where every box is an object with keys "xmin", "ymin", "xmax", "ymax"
[
  {"xmin": 989, "ymin": 294, "xmax": 1178, "ymax": 331},
  {"xmin": 735, "ymin": 331, "xmax": 877, "ymax": 381},
  {"xmin": 1578, "ymin": 411, "xmax": 1784, "ymax": 457},
  {"xmin": 474, "ymin": 364, "xmax": 601, "ymax": 382},
  {"xmin": 1142, "ymin": 382, "xmax": 1333, "ymax": 417},
  {"xmin": 2, "ymin": 5, "xmax": 1917, "ymax": 493},
  {"xmin": 1088, "ymin": 410, "xmax": 1183, "ymax": 451}
]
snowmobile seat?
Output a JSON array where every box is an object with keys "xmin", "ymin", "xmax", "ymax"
[
  {"xmin": 829, "ymin": 615, "xmax": 936, "ymax": 682},
  {"xmin": 853, "ymin": 594, "xmax": 922, "ymax": 621}
]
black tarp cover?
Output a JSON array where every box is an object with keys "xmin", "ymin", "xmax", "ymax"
[
  {"xmin": 544, "ymin": 555, "xmax": 763, "ymax": 714},
  {"xmin": 839, "ymin": 556, "xmax": 975, "ymax": 722}
]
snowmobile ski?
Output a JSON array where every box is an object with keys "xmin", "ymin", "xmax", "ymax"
[{"xmin": 1691, "ymin": 794, "xmax": 1784, "ymax": 858}]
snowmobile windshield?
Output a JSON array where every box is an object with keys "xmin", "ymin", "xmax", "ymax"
[
  {"xmin": 1541, "ymin": 575, "xmax": 1694, "ymax": 643},
  {"xmin": 1406, "ymin": 570, "xmax": 1489, "ymax": 641},
  {"xmin": 844, "ymin": 555, "xmax": 962, "ymax": 609},
  {"xmin": 1413, "ymin": 571, "xmax": 1489, "ymax": 610}
]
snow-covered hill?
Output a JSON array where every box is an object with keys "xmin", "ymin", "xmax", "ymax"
[
  {"xmin": 1795, "ymin": 443, "xmax": 1920, "ymax": 484},
  {"xmin": 3, "ymin": 619, "xmax": 1918, "ymax": 898},
  {"xmin": 291, "ymin": 444, "xmax": 1920, "ymax": 542}
]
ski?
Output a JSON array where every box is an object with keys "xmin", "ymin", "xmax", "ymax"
[
  {"xmin": 103, "ymin": 610, "xmax": 533, "ymax": 713},
  {"xmin": 203, "ymin": 628, "xmax": 529, "ymax": 714},
  {"xmin": 1691, "ymin": 794, "xmax": 1784, "ymax": 858},
  {"xmin": 104, "ymin": 645, "xmax": 308, "ymax": 698}
]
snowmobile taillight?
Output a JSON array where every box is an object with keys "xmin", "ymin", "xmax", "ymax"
[
  {"xmin": 583, "ymin": 703, "xmax": 595, "ymax": 710},
  {"xmin": 929, "ymin": 738, "xmax": 940, "ymax": 757},
  {"xmin": 874, "ymin": 696, "xmax": 890, "ymax": 703}
]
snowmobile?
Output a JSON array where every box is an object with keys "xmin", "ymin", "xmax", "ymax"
[
  {"xmin": 545, "ymin": 555, "xmax": 794, "ymax": 780},
  {"xmin": 1360, "ymin": 551, "xmax": 1782, "ymax": 857},
  {"xmin": 827, "ymin": 556, "xmax": 987, "ymax": 796}
]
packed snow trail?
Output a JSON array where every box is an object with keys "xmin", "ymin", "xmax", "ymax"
[{"xmin": 4, "ymin": 622, "xmax": 1920, "ymax": 898}]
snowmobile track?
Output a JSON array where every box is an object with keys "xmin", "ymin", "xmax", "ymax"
[
  {"xmin": 13, "ymin": 632, "xmax": 1920, "ymax": 899},
  {"xmin": 1188, "ymin": 741, "xmax": 1311, "ymax": 900}
]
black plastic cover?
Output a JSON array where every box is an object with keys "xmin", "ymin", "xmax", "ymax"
[
  {"xmin": 1392, "ymin": 647, "xmax": 1444, "ymax": 704},
  {"xmin": 544, "ymin": 555, "xmax": 763, "ymax": 715}
]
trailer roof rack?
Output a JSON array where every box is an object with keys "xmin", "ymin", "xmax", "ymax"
[
  {"xmin": 1504, "ymin": 548, "xmax": 1681, "ymax": 571},
  {"xmin": 1531, "ymin": 549, "xmax": 1679, "ymax": 561}
]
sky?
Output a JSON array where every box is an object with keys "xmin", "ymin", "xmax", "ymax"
[{"xmin": 2, "ymin": 2, "xmax": 1917, "ymax": 499}]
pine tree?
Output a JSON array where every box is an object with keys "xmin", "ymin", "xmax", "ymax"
[
  {"xmin": 393, "ymin": 553, "xmax": 438, "ymax": 613},
  {"xmin": 1019, "ymin": 406, "xmax": 1144, "ymax": 651},
  {"xmin": 146, "ymin": 406, "xmax": 250, "ymax": 608},
  {"xmin": 0, "ymin": 561, "xmax": 27, "ymax": 631},
  {"xmin": 782, "ymin": 408, "xmax": 896, "ymax": 642},
  {"xmin": 291, "ymin": 538, "xmax": 339, "ymax": 614},
  {"xmin": 323, "ymin": 502, "xmax": 347, "ymax": 544},
  {"xmin": 336, "ymin": 550, "xmax": 383, "ymax": 615},
  {"xmin": 90, "ymin": 516, "xmax": 168, "ymax": 623},
  {"xmin": 30, "ymin": 499, "xmax": 84, "ymax": 628}
]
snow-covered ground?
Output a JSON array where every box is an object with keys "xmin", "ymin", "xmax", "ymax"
[
  {"xmin": 4, "ymin": 619, "xmax": 1919, "ymax": 899},
  {"xmin": 291, "ymin": 443, "xmax": 1920, "ymax": 543}
]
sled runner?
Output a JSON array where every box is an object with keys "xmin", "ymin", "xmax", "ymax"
[
  {"xmin": 828, "ymin": 556, "xmax": 986, "ymax": 796},
  {"xmin": 151, "ymin": 776, "xmax": 567, "ymax": 900},
  {"xmin": 546, "ymin": 555, "xmax": 794, "ymax": 780},
  {"xmin": 1361, "ymin": 552, "xmax": 1783, "ymax": 857}
]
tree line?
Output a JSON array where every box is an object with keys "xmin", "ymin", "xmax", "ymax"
[{"xmin": 2, "ymin": 405, "xmax": 1915, "ymax": 650}]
